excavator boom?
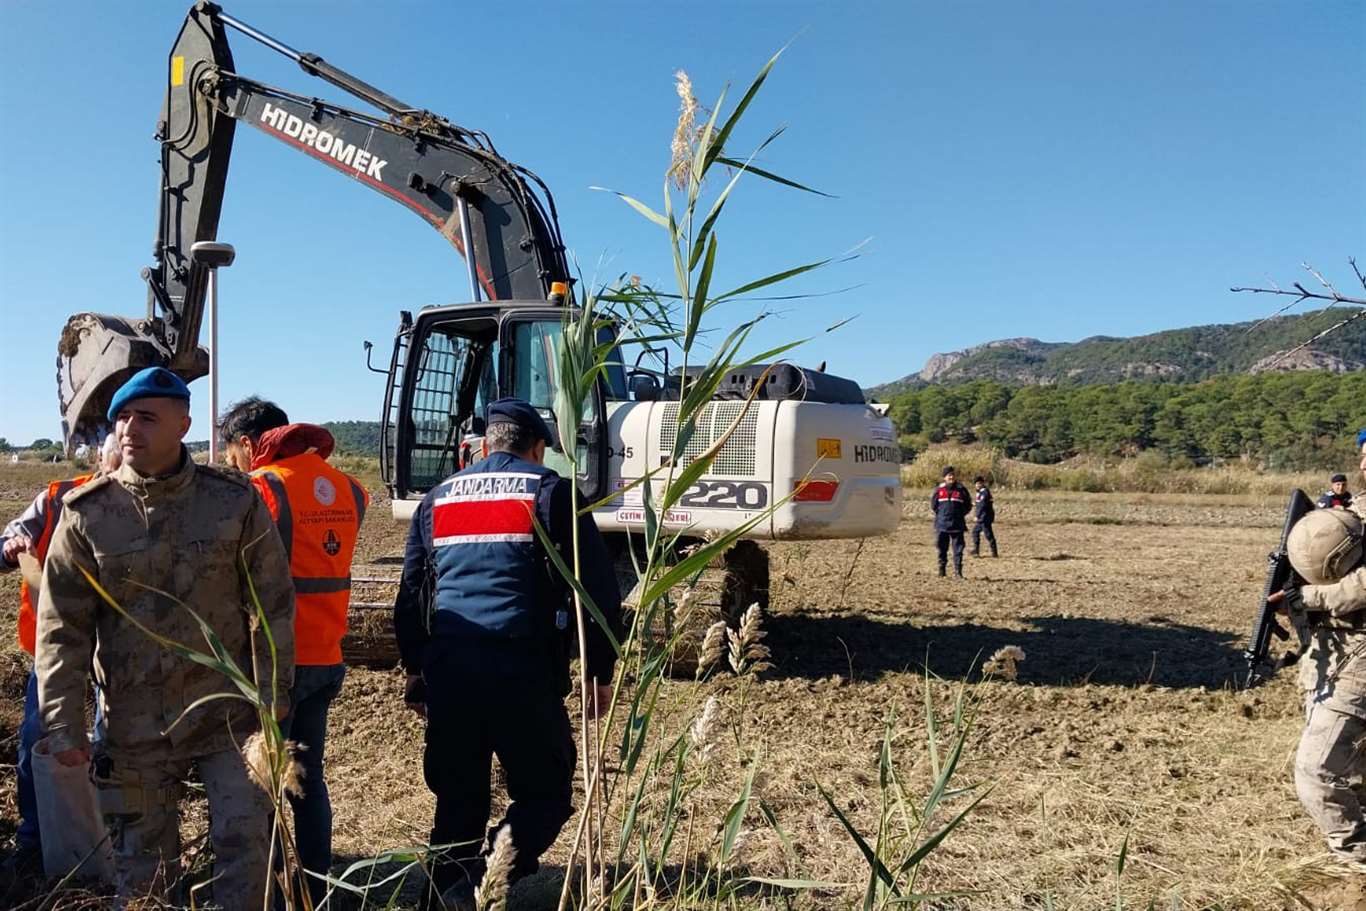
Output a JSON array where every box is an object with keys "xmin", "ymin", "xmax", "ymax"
[{"xmin": 58, "ymin": 1, "xmax": 568, "ymax": 447}]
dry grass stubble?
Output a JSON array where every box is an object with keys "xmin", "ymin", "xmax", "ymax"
[{"xmin": 0, "ymin": 462, "xmax": 1358, "ymax": 908}]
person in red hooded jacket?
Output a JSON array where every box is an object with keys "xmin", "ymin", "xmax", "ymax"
[{"xmin": 218, "ymin": 397, "xmax": 368, "ymax": 903}]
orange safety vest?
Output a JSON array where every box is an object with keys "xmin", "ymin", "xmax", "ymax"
[
  {"xmin": 251, "ymin": 453, "xmax": 368, "ymax": 666},
  {"xmin": 17, "ymin": 473, "xmax": 94, "ymax": 655}
]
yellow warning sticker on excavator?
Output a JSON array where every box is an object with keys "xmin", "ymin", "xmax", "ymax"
[
  {"xmin": 817, "ymin": 438, "xmax": 843, "ymax": 459},
  {"xmin": 171, "ymin": 56, "xmax": 185, "ymax": 87}
]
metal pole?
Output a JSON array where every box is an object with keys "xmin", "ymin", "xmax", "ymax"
[
  {"xmin": 214, "ymin": 11, "xmax": 305, "ymax": 62},
  {"xmin": 189, "ymin": 242, "xmax": 234, "ymax": 463},
  {"xmin": 208, "ymin": 268, "xmax": 220, "ymax": 464},
  {"xmin": 214, "ymin": 10, "xmax": 418, "ymax": 117},
  {"xmin": 456, "ymin": 197, "xmax": 482, "ymax": 302}
]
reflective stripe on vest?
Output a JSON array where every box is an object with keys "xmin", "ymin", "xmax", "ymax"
[
  {"xmin": 18, "ymin": 475, "xmax": 93, "ymax": 655},
  {"xmin": 258, "ymin": 472, "xmax": 294, "ymax": 563},
  {"xmin": 347, "ymin": 477, "xmax": 368, "ymax": 526},
  {"xmin": 294, "ymin": 576, "xmax": 351, "ymax": 594}
]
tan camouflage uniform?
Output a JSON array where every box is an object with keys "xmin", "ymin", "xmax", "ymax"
[
  {"xmin": 1294, "ymin": 503, "xmax": 1366, "ymax": 866},
  {"xmin": 35, "ymin": 451, "xmax": 295, "ymax": 909}
]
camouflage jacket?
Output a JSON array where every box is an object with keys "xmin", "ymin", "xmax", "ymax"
[
  {"xmin": 1303, "ymin": 569, "xmax": 1366, "ymax": 618},
  {"xmin": 1297, "ymin": 626, "xmax": 1366, "ymax": 715},
  {"xmin": 35, "ymin": 451, "xmax": 295, "ymax": 759}
]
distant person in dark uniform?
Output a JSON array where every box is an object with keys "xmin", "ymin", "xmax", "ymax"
[
  {"xmin": 931, "ymin": 466, "xmax": 971, "ymax": 578},
  {"xmin": 971, "ymin": 475, "xmax": 998, "ymax": 557},
  {"xmin": 1319, "ymin": 473, "xmax": 1353, "ymax": 510}
]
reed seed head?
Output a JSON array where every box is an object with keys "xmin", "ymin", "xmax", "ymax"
[
  {"xmin": 727, "ymin": 603, "xmax": 771, "ymax": 675},
  {"xmin": 698, "ymin": 621, "xmax": 728, "ymax": 677},
  {"xmin": 690, "ymin": 694, "xmax": 720, "ymax": 764},
  {"xmin": 476, "ymin": 824, "xmax": 516, "ymax": 911},
  {"xmin": 669, "ymin": 70, "xmax": 699, "ymax": 190},
  {"xmin": 982, "ymin": 645, "xmax": 1026, "ymax": 681}
]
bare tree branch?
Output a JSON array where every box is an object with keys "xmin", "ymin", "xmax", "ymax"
[
  {"xmin": 1235, "ymin": 260, "xmax": 1366, "ymax": 344},
  {"xmin": 1303, "ymin": 262, "xmax": 1342, "ymax": 298},
  {"xmin": 1262, "ymin": 307, "xmax": 1366, "ymax": 369},
  {"xmin": 1239, "ymin": 288, "xmax": 1315, "ymax": 334},
  {"xmin": 1231, "ymin": 284, "xmax": 1366, "ymax": 306}
]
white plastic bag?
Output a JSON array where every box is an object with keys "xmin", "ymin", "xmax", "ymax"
[{"xmin": 32, "ymin": 737, "xmax": 114, "ymax": 882}]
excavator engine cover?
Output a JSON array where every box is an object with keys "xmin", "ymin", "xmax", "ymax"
[
  {"xmin": 57, "ymin": 314, "xmax": 206, "ymax": 448},
  {"xmin": 686, "ymin": 364, "xmax": 866, "ymax": 404}
]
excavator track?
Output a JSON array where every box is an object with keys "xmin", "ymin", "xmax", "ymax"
[
  {"xmin": 342, "ymin": 541, "xmax": 773, "ymax": 677},
  {"xmin": 620, "ymin": 539, "xmax": 770, "ymax": 678},
  {"xmin": 340, "ymin": 558, "xmax": 402, "ymax": 669}
]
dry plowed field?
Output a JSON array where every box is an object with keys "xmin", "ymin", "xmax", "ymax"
[{"xmin": 2, "ymin": 460, "xmax": 1362, "ymax": 910}]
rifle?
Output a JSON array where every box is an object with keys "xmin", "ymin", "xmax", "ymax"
[{"xmin": 1243, "ymin": 488, "xmax": 1315, "ymax": 687}]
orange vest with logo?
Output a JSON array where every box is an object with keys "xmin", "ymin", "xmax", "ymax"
[
  {"xmin": 251, "ymin": 453, "xmax": 368, "ymax": 666},
  {"xmin": 17, "ymin": 474, "xmax": 94, "ymax": 655}
]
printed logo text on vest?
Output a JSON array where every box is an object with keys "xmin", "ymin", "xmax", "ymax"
[{"xmin": 260, "ymin": 104, "xmax": 387, "ymax": 181}]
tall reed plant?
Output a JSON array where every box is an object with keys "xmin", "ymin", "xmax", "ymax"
[{"xmin": 540, "ymin": 49, "xmax": 904, "ymax": 911}]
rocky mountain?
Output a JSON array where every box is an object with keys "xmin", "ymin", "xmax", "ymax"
[{"xmin": 869, "ymin": 308, "xmax": 1366, "ymax": 398}]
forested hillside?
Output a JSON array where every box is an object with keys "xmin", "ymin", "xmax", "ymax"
[
  {"xmin": 872, "ymin": 308, "xmax": 1366, "ymax": 395},
  {"xmin": 313, "ymin": 370, "xmax": 1366, "ymax": 471},
  {"xmin": 324, "ymin": 421, "xmax": 381, "ymax": 455},
  {"xmin": 890, "ymin": 371, "xmax": 1366, "ymax": 469}
]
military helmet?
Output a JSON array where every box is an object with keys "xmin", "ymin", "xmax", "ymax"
[{"xmin": 1288, "ymin": 508, "xmax": 1365, "ymax": 585}]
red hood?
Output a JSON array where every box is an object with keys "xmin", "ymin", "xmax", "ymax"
[{"xmin": 251, "ymin": 423, "xmax": 335, "ymax": 470}]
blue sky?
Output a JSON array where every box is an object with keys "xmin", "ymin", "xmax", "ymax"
[{"xmin": 1, "ymin": 0, "xmax": 1363, "ymax": 444}]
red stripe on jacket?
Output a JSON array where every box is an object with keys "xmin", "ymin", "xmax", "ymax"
[{"xmin": 433, "ymin": 498, "xmax": 535, "ymax": 541}]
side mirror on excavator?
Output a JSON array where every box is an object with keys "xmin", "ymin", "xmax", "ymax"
[
  {"xmin": 363, "ymin": 340, "xmax": 387, "ymax": 374},
  {"xmin": 629, "ymin": 373, "xmax": 660, "ymax": 402}
]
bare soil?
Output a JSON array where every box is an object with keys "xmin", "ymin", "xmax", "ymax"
[{"xmin": 0, "ymin": 461, "xmax": 1358, "ymax": 909}]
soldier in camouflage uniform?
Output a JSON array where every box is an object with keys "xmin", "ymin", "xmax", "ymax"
[
  {"xmin": 1272, "ymin": 428, "xmax": 1366, "ymax": 869},
  {"xmin": 35, "ymin": 367, "xmax": 295, "ymax": 909}
]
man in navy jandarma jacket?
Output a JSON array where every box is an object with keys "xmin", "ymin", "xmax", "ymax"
[{"xmin": 931, "ymin": 466, "xmax": 973, "ymax": 578}]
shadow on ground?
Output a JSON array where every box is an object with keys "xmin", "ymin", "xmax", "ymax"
[{"xmin": 766, "ymin": 612, "xmax": 1245, "ymax": 689}]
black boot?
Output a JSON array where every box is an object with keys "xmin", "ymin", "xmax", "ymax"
[
  {"xmin": 954, "ymin": 561, "xmax": 964, "ymax": 579},
  {"xmin": 991, "ymin": 546, "xmax": 999, "ymax": 558},
  {"xmin": 937, "ymin": 565, "xmax": 946, "ymax": 577}
]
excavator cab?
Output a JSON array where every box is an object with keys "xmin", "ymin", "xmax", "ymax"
[{"xmin": 381, "ymin": 302, "xmax": 614, "ymax": 520}]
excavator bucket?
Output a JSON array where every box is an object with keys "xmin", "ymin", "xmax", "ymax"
[
  {"xmin": 57, "ymin": 4, "xmax": 228, "ymax": 451},
  {"xmin": 57, "ymin": 314, "xmax": 206, "ymax": 450}
]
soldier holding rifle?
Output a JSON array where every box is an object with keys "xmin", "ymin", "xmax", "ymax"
[{"xmin": 1258, "ymin": 428, "xmax": 1366, "ymax": 869}]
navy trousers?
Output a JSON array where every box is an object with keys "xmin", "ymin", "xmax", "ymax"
[
  {"xmin": 280, "ymin": 663, "xmax": 346, "ymax": 904},
  {"xmin": 420, "ymin": 639, "xmax": 575, "ymax": 900},
  {"xmin": 936, "ymin": 532, "xmax": 965, "ymax": 575},
  {"xmin": 16, "ymin": 671, "xmax": 41, "ymax": 851},
  {"xmin": 972, "ymin": 520, "xmax": 998, "ymax": 555}
]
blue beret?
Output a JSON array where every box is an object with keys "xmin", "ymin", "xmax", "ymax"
[
  {"xmin": 486, "ymin": 397, "xmax": 553, "ymax": 444},
  {"xmin": 107, "ymin": 367, "xmax": 191, "ymax": 421},
  {"xmin": 1357, "ymin": 428, "xmax": 1366, "ymax": 449}
]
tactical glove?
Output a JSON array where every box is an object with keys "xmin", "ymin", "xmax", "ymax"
[{"xmin": 1281, "ymin": 584, "xmax": 1305, "ymax": 616}]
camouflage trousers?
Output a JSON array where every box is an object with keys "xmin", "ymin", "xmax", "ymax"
[
  {"xmin": 92, "ymin": 746, "xmax": 273, "ymax": 910},
  {"xmin": 1296, "ymin": 628, "xmax": 1366, "ymax": 864}
]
